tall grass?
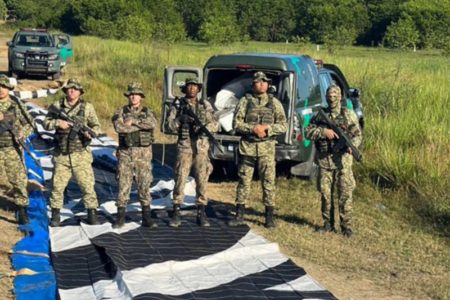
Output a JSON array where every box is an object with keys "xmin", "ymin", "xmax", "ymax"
[{"xmin": 64, "ymin": 36, "xmax": 449, "ymax": 226}]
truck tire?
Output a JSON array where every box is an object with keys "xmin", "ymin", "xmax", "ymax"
[
  {"xmin": 52, "ymin": 72, "xmax": 61, "ymax": 80},
  {"xmin": 290, "ymin": 145, "xmax": 318, "ymax": 180}
]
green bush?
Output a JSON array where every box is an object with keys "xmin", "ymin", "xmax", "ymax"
[{"xmin": 384, "ymin": 15, "xmax": 420, "ymax": 49}]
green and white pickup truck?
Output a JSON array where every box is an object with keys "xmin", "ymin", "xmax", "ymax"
[
  {"xmin": 161, "ymin": 53, "xmax": 363, "ymax": 178},
  {"xmin": 7, "ymin": 28, "xmax": 73, "ymax": 80}
]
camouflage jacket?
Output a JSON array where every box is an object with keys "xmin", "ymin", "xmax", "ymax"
[
  {"xmin": 43, "ymin": 97, "xmax": 101, "ymax": 135},
  {"xmin": 233, "ymin": 93, "xmax": 287, "ymax": 157},
  {"xmin": 0, "ymin": 96, "xmax": 34, "ymax": 147},
  {"xmin": 305, "ymin": 105, "xmax": 362, "ymax": 170},
  {"xmin": 112, "ymin": 104, "xmax": 157, "ymax": 150},
  {"xmin": 166, "ymin": 97, "xmax": 219, "ymax": 154},
  {"xmin": 112, "ymin": 104, "xmax": 157, "ymax": 133}
]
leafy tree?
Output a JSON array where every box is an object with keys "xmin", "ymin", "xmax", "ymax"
[
  {"xmin": 150, "ymin": 0, "xmax": 186, "ymax": 42},
  {"xmin": 298, "ymin": 0, "xmax": 369, "ymax": 45},
  {"xmin": 199, "ymin": 0, "xmax": 240, "ymax": 44},
  {"xmin": 400, "ymin": 0, "xmax": 450, "ymax": 49},
  {"xmin": 0, "ymin": 0, "xmax": 6, "ymax": 21},
  {"xmin": 6, "ymin": 0, "xmax": 69, "ymax": 28},
  {"xmin": 360, "ymin": 0, "xmax": 407, "ymax": 46},
  {"xmin": 117, "ymin": 15, "xmax": 154, "ymax": 43},
  {"xmin": 175, "ymin": 0, "xmax": 207, "ymax": 40},
  {"xmin": 383, "ymin": 15, "xmax": 420, "ymax": 50},
  {"xmin": 237, "ymin": 0, "xmax": 296, "ymax": 42},
  {"xmin": 324, "ymin": 26, "xmax": 358, "ymax": 52},
  {"xmin": 199, "ymin": 14, "xmax": 240, "ymax": 44}
]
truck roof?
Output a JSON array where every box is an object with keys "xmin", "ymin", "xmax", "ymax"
[{"xmin": 205, "ymin": 53, "xmax": 314, "ymax": 72}]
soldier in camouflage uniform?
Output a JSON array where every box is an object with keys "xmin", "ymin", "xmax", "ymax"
[
  {"xmin": 0, "ymin": 75, "xmax": 34, "ymax": 225},
  {"xmin": 229, "ymin": 71, "xmax": 287, "ymax": 228},
  {"xmin": 43, "ymin": 78, "xmax": 101, "ymax": 227},
  {"xmin": 112, "ymin": 82, "xmax": 157, "ymax": 228},
  {"xmin": 165, "ymin": 78, "xmax": 219, "ymax": 227},
  {"xmin": 305, "ymin": 84, "xmax": 362, "ymax": 237}
]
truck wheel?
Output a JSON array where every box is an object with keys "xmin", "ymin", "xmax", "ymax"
[
  {"xmin": 290, "ymin": 145, "xmax": 318, "ymax": 180},
  {"xmin": 52, "ymin": 72, "xmax": 61, "ymax": 80}
]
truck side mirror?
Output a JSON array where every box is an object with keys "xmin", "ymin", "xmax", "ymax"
[
  {"xmin": 6, "ymin": 41, "xmax": 12, "ymax": 46},
  {"xmin": 349, "ymin": 88, "xmax": 360, "ymax": 98}
]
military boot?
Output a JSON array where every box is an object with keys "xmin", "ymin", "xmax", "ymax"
[
  {"xmin": 141, "ymin": 205, "xmax": 157, "ymax": 228},
  {"xmin": 228, "ymin": 204, "xmax": 245, "ymax": 227},
  {"xmin": 342, "ymin": 227, "xmax": 353, "ymax": 238},
  {"xmin": 169, "ymin": 204, "xmax": 181, "ymax": 227},
  {"xmin": 50, "ymin": 208, "xmax": 60, "ymax": 227},
  {"xmin": 196, "ymin": 205, "xmax": 210, "ymax": 227},
  {"xmin": 113, "ymin": 207, "xmax": 126, "ymax": 229},
  {"xmin": 87, "ymin": 209, "xmax": 99, "ymax": 225},
  {"xmin": 17, "ymin": 206, "xmax": 29, "ymax": 225},
  {"xmin": 264, "ymin": 206, "xmax": 275, "ymax": 228},
  {"xmin": 317, "ymin": 222, "xmax": 336, "ymax": 233}
]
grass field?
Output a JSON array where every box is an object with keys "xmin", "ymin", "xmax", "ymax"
[
  {"xmin": 2, "ymin": 30, "xmax": 449, "ymax": 299},
  {"xmin": 58, "ymin": 36, "xmax": 449, "ymax": 299}
]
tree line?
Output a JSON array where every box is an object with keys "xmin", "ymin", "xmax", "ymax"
[{"xmin": 2, "ymin": 0, "xmax": 449, "ymax": 50}]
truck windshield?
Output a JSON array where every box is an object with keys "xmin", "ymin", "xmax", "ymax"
[{"xmin": 16, "ymin": 34, "xmax": 53, "ymax": 47}]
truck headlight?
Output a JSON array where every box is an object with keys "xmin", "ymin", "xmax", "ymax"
[
  {"xmin": 48, "ymin": 54, "xmax": 59, "ymax": 60},
  {"xmin": 15, "ymin": 52, "xmax": 24, "ymax": 58}
]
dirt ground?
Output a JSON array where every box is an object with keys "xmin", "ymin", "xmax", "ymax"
[{"xmin": 0, "ymin": 31, "xmax": 409, "ymax": 300}]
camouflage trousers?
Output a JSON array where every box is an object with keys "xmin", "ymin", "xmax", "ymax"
[
  {"xmin": 173, "ymin": 146, "xmax": 212, "ymax": 206},
  {"xmin": 0, "ymin": 146, "xmax": 28, "ymax": 206},
  {"xmin": 317, "ymin": 155, "xmax": 355, "ymax": 230},
  {"xmin": 236, "ymin": 154, "xmax": 276, "ymax": 207},
  {"xmin": 116, "ymin": 147, "xmax": 153, "ymax": 208},
  {"xmin": 50, "ymin": 149, "xmax": 98, "ymax": 209}
]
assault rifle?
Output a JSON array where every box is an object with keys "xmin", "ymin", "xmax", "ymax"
[
  {"xmin": 175, "ymin": 97, "xmax": 224, "ymax": 154},
  {"xmin": 48, "ymin": 106, "xmax": 98, "ymax": 140},
  {"xmin": 0, "ymin": 119, "xmax": 42, "ymax": 166},
  {"xmin": 318, "ymin": 109, "xmax": 362, "ymax": 162}
]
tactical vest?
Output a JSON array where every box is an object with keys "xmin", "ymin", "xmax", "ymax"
[
  {"xmin": 54, "ymin": 99, "xmax": 89, "ymax": 154},
  {"xmin": 179, "ymin": 99, "xmax": 207, "ymax": 140},
  {"xmin": 244, "ymin": 94, "xmax": 275, "ymax": 142},
  {"xmin": 118, "ymin": 106, "xmax": 154, "ymax": 148},
  {"xmin": 316, "ymin": 107, "xmax": 349, "ymax": 155},
  {"xmin": 0, "ymin": 105, "xmax": 16, "ymax": 148}
]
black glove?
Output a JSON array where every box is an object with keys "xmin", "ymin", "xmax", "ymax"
[{"xmin": 179, "ymin": 114, "xmax": 194, "ymax": 124}]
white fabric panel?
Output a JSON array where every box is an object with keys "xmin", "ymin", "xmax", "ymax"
[
  {"xmin": 36, "ymin": 90, "xmax": 48, "ymax": 98},
  {"xmin": 50, "ymin": 225, "xmax": 92, "ymax": 253},
  {"xmin": 264, "ymin": 274, "xmax": 324, "ymax": 292},
  {"xmin": 19, "ymin": 91, "xmax": 33, "ymax": 99},
  {"xmin": 121, "ymin": 242, "xmax": 287, "ymax": 296}
]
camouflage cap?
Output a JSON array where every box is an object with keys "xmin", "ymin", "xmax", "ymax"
[
  {"xmin": 124, "ymin": 82, "xmax": 145, "ymax": 98},
  {"xmin": 253, "ymin": 71, "xmax": 271, "ymax": 83},
  {"xmin": 0, "ymin": 74, "xmax": 14, "ymax": 90},
  {"xmin": 326, "ymin": 84, "xmax": 341, "ymax": 95},
  {"xmin": 62, "ymin": 78, "xmax": 84, "ymax": 94},
  {"xmin": 181, "ymin": 77, "xmax": 202, "ymax": 93}
]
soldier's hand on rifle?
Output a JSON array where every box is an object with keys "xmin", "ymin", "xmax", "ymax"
[
  {"xmin": 14, "ymin": 130, "xmax": 24, "ymax": 144},
  {"xmin": 83, "ymin": 131, "xmax": 92, "ymax": 140},
  {"xmin": 58, "ymin": 120, "xmax": 72, "ymax": 130},
  {"xmin": 347, "ymin": 147, "xmax": 353, "ymax": 154},
  {"xmin": 179, "ymin": 114, "xmax": 194, "ymax": 124},
  {"xmin": 323, "ymin": 128, "xmax": 339, "ymax": 140},
  {"xmin": 0, "ymin": 112, "xmax": 3, "ymax": 121}
]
